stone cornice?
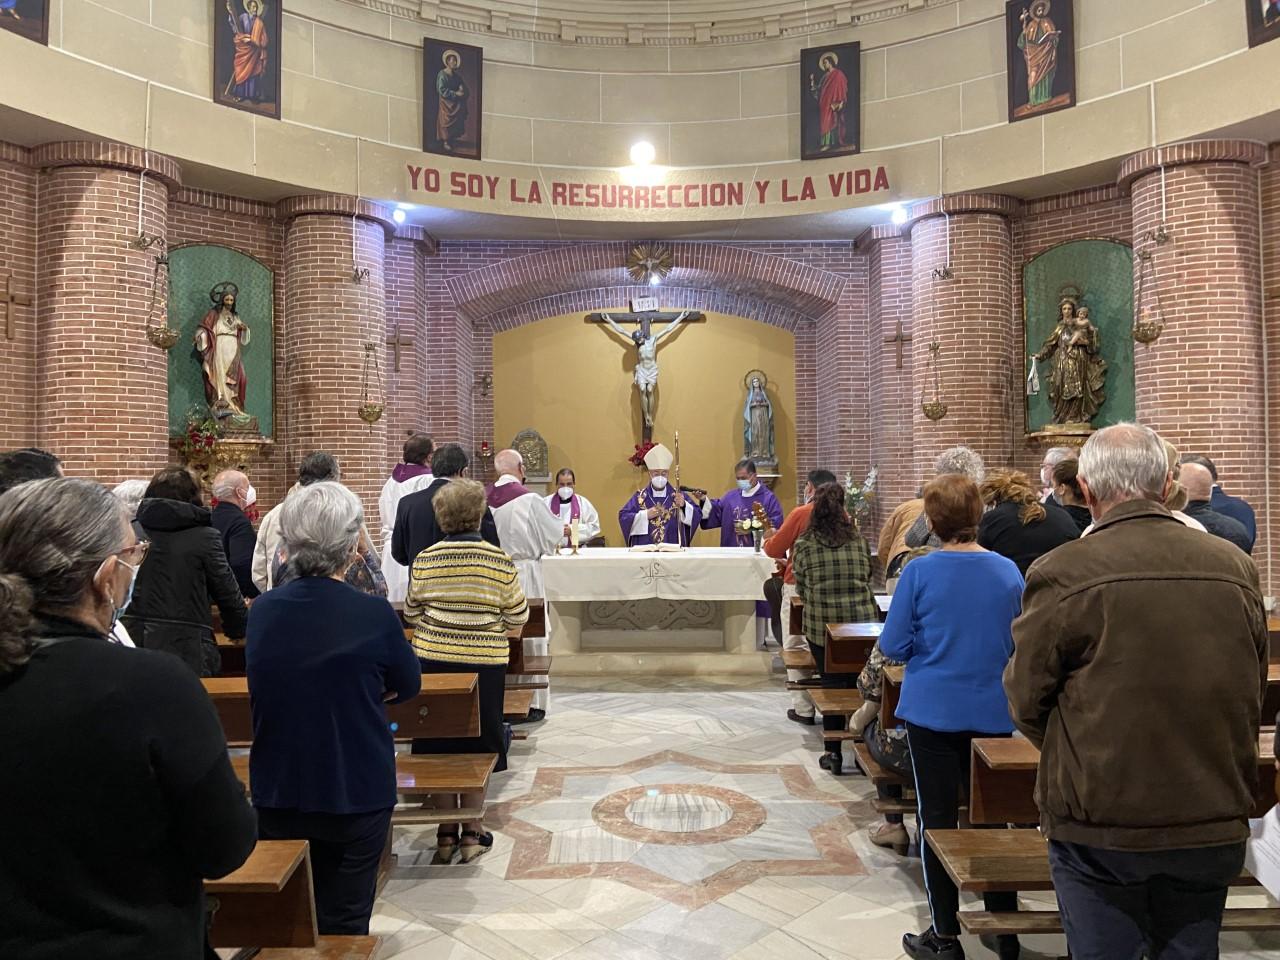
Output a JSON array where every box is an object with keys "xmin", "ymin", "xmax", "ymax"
[
  {"xmin": 350, "ymin": 0, "xmax": 943, "ymax": 48},
  {"xmin": 276, "ymin": 194, "xmax": 398, "ymax": 236},
  {"xmin": 31, "ymin": 141, "xmax": 182, "ymax": 194},
  {"xmin": 1117, "ymin": 140, "xmax": 1269, "ymax": 194}
]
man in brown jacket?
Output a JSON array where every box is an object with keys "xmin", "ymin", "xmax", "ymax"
[{"xmin": 1004, "ymin": 423, "xmax": 1268, "ymax": 960}]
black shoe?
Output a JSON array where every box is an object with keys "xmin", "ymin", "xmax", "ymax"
[
  {"xmin": 787, "ymin": 709, "xmax": 816, "ymax": 726},
  {"xmin": 818, "ymin": 751, "xmax": 843, "ymax": 775},
  {"xmin": 511, "ymin": 708, "xmax": 546, "ymax": 725},
  {"xmin": 903, "ymin": 928, "xmax": 965, "ymax": 960},
  {"xmin": 979, "ymin": 934, "xmax": 1020, "ymax": 960}
]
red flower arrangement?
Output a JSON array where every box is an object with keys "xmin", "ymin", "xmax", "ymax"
[{"xmin": 628, "ymin": 441, "xmax": 657, "ymax": 468}]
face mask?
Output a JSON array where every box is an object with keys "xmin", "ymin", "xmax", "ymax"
[
  {"xmin": 736, "ymin": 479, "xmax": 752, "ymax": 491},
  {"xmin": 110, "ymin": 558, "xmax": 140, "ymax": 629},
  {"xmin": 651, "ymin": 476, "xmax": 668, "ymax": 491},
  {"xmin": 244, "ymin": 484, "xmax": 257, "ymax": 507},
  {"xmin": 558, "ymin": 486, "xmax": 574, "ymax": 500}
]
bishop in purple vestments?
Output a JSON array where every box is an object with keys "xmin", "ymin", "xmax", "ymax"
[{"xmin": 618, "ymin": 443, "xmax": 700, "ymax": 547}]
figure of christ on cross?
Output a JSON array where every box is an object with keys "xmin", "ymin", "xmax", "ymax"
[{"xmin": 587, "ymin": 309, "xmax": 705, "ymax": 441}]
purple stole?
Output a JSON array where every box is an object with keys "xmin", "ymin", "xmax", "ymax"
[
  {"xmin": 487, "ymin": 479, "xmax": 534, "ymax": 509},
  {"xmin": 550, "ymin": 495, "xmax": 581, "ymax": 522}
]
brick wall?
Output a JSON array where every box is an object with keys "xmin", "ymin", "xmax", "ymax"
[
  {"xmin": 909, "ymin": 210, "xmax": 1015, "ymax": 480},
  {"xmin": 866, "ymin": 234, "xmax": 915, "ymax": 541},
  {"xmin": 1132, "ymin": 160, "xmax": 1267, "ymax": 583},
  {"xmin": 36, "ymin": 164, "xmax": 172, "ymax": 483},
  {"xmin": 282, "ymin": 212, "xmax": 389, "ymax": 530},
  {"xmin": 0, "ymin": 145, "xmax": 36, "ymax": 450}
]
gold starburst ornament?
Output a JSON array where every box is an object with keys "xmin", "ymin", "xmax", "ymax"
[{"xmin": 626, "ymin": 243, "xmax": 673, "ymax": 284}]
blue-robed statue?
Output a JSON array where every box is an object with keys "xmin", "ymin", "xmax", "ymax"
[{"xmin": 743, "ymin": 372, "xmax": 776, "ymax": 470}]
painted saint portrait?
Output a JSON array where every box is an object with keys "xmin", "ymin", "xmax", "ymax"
[
  {"xmin": 422, "ymin": 38, "xmax": 483, "ymax": 159},
  {"xmin": 800, "ymin": 42, "xmax": 860, "ymax": 161},
  {"xmin": 1005, "ymin": 0, "xmax": 1076, "ymax": 122},
  {"xmin": 1247, "ymin": 0, "xmax": 1280, "ymax": 47},
  {"xmin": 0, "ymin": 0, "xmax": 49, "ymax": 45},
  {"xmin": 212, "ymin": 0, "xmax": 283, "ymax": 118}
]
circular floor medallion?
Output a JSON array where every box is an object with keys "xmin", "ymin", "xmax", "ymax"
[{"xmin": 592, "ymin": 784, "xmax": 766, "ymax": 845}]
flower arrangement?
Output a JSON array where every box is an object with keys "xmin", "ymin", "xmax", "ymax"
[
  {"xmin": 844, "ymin": 466, "xmax": 878, "ymax": 524},
  {"xmin": 628, "ymin": 441, "xmax": 657, "ymax": 468},
  {"xmin": 174, "ymin": 407, "xmax": 222, "ymax": 463}
]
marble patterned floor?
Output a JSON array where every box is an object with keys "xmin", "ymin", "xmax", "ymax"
[{"xmin": 371, "ymin": 676, "xmax": 1280, "ymax": 960}]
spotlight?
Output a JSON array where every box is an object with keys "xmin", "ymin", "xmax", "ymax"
[
  {"xmin": 890, "ymin": 204, "xmax": 908, "ymax": 226},
  {"xmin": 630, "ymin": 141, "xmax": 656, "ymax": 166},
  {"xmin": 648, "ymin": 274, "xmax": 661, "ymax": 286},
  {"xmin": 392, "ymin": 209, "xmax": 406, "ymax": 224}
]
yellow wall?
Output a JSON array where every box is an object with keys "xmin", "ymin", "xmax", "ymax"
[{"xmin": 493, "ymin": 311, "xmax": 797, "ymax": 545}]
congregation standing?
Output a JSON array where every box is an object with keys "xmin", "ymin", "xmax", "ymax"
[{"xmin": 0, "ymin": 421, "xmax": 1274, "ymax": 960}]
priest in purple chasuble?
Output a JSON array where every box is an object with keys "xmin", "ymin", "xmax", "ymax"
[
  {"xmin": 701, "ymin": 458, "xmax": 784, "ymax": 618},
  {"xmin": 618, "ymin": 443, "xmax": 701, "ymax": 547}
]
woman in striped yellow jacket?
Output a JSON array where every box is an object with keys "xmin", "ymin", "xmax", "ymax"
[{"xmin": 405, "ymin": 478, "xmax": 528, "ymax": 863}]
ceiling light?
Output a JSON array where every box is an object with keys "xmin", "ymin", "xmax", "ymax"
[
  {"xmin": 630, "ymin": 141, "xmax": 656, "ymax": 166},
  {"xmin": 649, "ymin": 274, "xmax": 661, "ymax": 286},
  {"xmin": 392, "ymin": 209, "xmax": 406, "ymax": 224}
]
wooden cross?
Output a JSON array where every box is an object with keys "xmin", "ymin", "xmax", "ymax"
[
  {"xmin": 2, "ymin": 275, "xmax": 32, "ymax": 341},
  {"xmin": 584, "ymin": 309, "xmax": 706, "ymax": 339},
  {"xmin": 386, "ymin": 328, "xmax": 414, "ymax": 373},
  {"xmin": 884, "ymin": 320, "xmax": 912, "ymax": 369}
]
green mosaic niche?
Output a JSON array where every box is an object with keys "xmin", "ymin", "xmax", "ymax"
[
  {"xmin": 167, "ymin": 245, "xmax": 274, "ymax": 438},
  {"xmin": 1024, "ymin": 239, "xmax": 1135, "ymax": 434}
]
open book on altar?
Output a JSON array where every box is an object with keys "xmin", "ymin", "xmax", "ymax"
[{"xmin": 627, "ymin": 543, "xmax": 684, "ymax": 553}]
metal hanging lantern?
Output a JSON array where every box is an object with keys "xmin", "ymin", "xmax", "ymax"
[
  {"xmin": 1132, "ymin": 229, "xmax": 1168, "ymax": 346},
  {"xmin": 358, "ymin": 342, "xmax": 385, "ymax": 425},
  {"xmin": 921, "ymin": 341, "xmax": 948, "ymax": 421},
  {"xmin": 144, "ymin": 254, "xmax": 180, "ymax": 350}
]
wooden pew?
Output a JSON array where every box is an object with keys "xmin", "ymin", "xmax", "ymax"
[
  {"xmin": 1264, "ymin": 663, "xmax": 1280, "ymax": 726},
  {"xmin": 504, "ymin": 689, "xmax": 535, "ymax": 721},
  {"xmin": 256, "ymin": 937, "xmax": 381, "ymax": 959},
  {"xmin": 969, "ymin": 731, "xmax": 1278, "ymax": 826},
  {"xmin": 789, "ymin": 597, "xmax": 805, "ymax": 637},
  {"xmin": 203, "ymin": 674, "xmax": 481, "ymax": 746},
  {"xmin": 215, "ymin": 634, "xmax": 246, "ymax": 676},
  {"xmin": 1269, "ymin": 617, "xmax": 1280, "ymax": 661},
  {"xmin": 823, "ymin": 621, "xmax": 883, "ymax": 674},
  {"xmin": 205, "ymin": 840, "xmax": 317, "ymax": 949}
]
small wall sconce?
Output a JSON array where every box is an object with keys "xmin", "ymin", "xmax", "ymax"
[{"xmin": 474, "ymin": 373, "xmax": 493, "ymax": 396}]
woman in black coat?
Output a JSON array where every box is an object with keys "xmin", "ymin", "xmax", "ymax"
[
  {"xmin": 123, "ymin": 467, "xmax": 247, "ymax": 676},
  {"xmin": 977, "ymin": 468, "xmax": 1080, "ymax": 576}
]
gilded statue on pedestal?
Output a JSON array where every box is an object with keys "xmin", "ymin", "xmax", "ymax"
[{"xmin": 1032, "ymin": 296, "xmax": 1107, "ymax": 425}]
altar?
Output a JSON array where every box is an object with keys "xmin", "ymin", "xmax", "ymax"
[{"xmin": 541, "ymin": 547, "xmax": 777, "ymax": 676}]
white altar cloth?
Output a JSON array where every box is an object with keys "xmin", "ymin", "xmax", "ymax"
[{"xmin": 541, "ymin": 547, "xmax": 777, "ymax": 675}]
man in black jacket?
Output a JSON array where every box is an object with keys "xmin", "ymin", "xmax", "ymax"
[
  {"xmin": 391, "ymin": 443, "xmax": 499, "ymax": 568},
  {"xmin": 1180, "ymin": 462, "xmax": 1252, "ymax": 554},
  {"xmin": 210, "ymin": 469, "xmax": 260, "ymax": 599}
]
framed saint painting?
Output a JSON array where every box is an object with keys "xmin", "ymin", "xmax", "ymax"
[
  {"xmin": 213, "ymin": 0, "xmax": 284, "ymax": 118},
  {"xmin": 800, "ymin": 42, "xmax": 860, "ymax": 160},
  {"xmin": 423, "ymin": 38, "xmax": 483, "ymax": 160},
  {"xmin": 0, "ymin": 0, "xmax": 49, "ymax": 45},
  {"xmin": 1005, "ymin": 0, "xmax": 1075, "ymax": 122},
  {"xmin": 1247, "ymin": 0, "xmax": 1280, "ymax": 47}
]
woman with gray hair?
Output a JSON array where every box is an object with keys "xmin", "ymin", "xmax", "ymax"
[
  {"xmin": 111, "ymin": 478, "xmax": 149, "ymax": 518},
  {"xmin": 902, "ymin": 446, "xmax": 987, "ymax": 555},
  {"xmin": 245, "ymin": 481, "xmax": 421, "ymax": 936},
  {"xmin": 0, "ymin": 478, "xmax": 257, "ymax": 959}
]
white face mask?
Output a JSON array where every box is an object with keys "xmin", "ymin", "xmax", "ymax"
[
  {"xmin": 558, "ymin": 486, "xmax": 574, "ymax": 500},
  {"xmin": 244, "ymin": 484, "xmax": 257, "ymax": 507},
  {"xmin": 651, "ymin": 476, "xmax": 669, "ymax": 491}
]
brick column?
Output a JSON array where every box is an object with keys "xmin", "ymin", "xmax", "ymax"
[
  {"xmin": 33, "ymin": 142, "xmax": 181, "ymax": 482},
  {"xmin": 907, "ymin": 195, "xmax": 1020, "ymax": 481},
  {"xmin": 1121, "ymin": 141, "xmax": 1268, "ymax": 580},
  {"xmin": 279, "ymin": 195, "xmax": 394, "ymax": 528}
]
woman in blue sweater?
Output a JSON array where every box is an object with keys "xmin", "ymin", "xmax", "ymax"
[
  {"xmin": 247, "ymin": 482, "xmax": 422, "ymax": 936},
  {"xmin": 879, "ymin": 474, "xmax": 1023, "ymax": 960}
]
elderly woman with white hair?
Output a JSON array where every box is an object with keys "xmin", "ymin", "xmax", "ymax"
[{"xmin": 246, "ymin": 482, "xmax": 421, "ymax": 936}]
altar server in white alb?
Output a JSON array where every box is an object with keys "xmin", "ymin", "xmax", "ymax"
[
  {"xmin": 618, "ymin": 443, "xmax": 701, "ymax": 547},
  {"xmin": 378, "ymin": 433, "xmax": 435, "ymax": 604},
  {"xmin": 488, "ymin": 448, "xmax": 564, "ymax": 721},
  {"xmin": 546, "ymin": 468, "xmax": 602, "ymax": 547}
]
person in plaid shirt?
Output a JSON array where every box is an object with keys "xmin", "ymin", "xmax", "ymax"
[{"xmin": 792, "ymin": 482, "xmax": 877, "ymax": 775}]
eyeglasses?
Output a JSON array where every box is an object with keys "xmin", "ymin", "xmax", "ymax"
[{"xmin": 112, "ymin": 540, "xmax": 151, "ymax": 564}]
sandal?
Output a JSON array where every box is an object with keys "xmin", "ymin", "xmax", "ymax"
[
  {"xmin": 431, "ymin": 831, "xmax": 460, "ymax": 865},
  {"xmin": 458, "ymin": 829, "xmax": 493, "ymax": 864}
]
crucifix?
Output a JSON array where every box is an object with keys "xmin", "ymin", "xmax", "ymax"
[
  {"xmin": 2, "ymin": 275, "xmax": 33, "ymax": 341},
  {"xmin": 586, "ymin": 306, "xmax": 706, "ymax": 442},
  {"xmin": 386, "ymin": 327, "xmax": 414, "ymax": 373},
  {"xmin": 884, "ymin": 320, "xmax": 912, "ymax": 370}
]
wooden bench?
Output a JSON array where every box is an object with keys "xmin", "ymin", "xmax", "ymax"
[
  {"xmin": 504, "ymin": 689, "xmax": 535, "ymax": 721},
  {"xmin": 823, "ymin": 621, "xmax": 883, "ymax": 674},
  {"xmin": 215, "ymin": 634, "xmax": 246, "ymax": 676},
  {"xmin": 927, "ymin": 828, "xmax": 1280, "ymax": 935},
  {"xmin": 205, "ymin": 840, "xmax": 317, "ymax": 949},
  {"xmin": 204, "ymin": 674, "xmax": 481, "ymax": 746},
  {"xmin": 256, "ymin": 936, "xmax": 382, "ymax": 959},
  {"xmin": 231, "ymin": 754, "xmax": 498, "ymax": 826},
  {"xmin": 1265, "ymin": 663, "xmax": 1280, "ymax": 724},
  {"xmin": 789, "ymin": 597, "xmax": 804, "ymax": 637},
  {"xmin": 808, "ymin": 688, "xmax": 863, "ymax": 716},
  {"xmin": 781, "ymin": 648, "xmax": 816, "ymax": 671},
  {"xmin": 969, "ymin": 730, "xmax": 1278, "ymax": 826}
]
